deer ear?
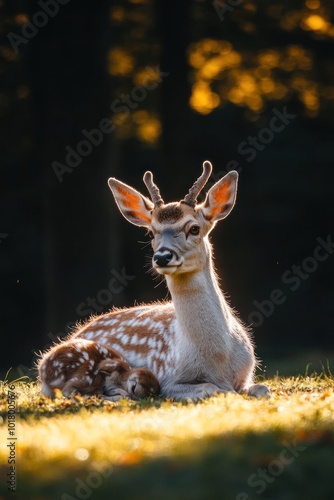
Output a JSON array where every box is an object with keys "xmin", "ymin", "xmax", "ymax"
[
  {"xmin": 98, "ymin": 359, "xmax": 129, "ymax": 375},
  {"xmin": 200, "ymin": 171, "xmax": 238, "ymax": 222},
  {"xmin": 97, "ymin": 359, "xmax": 120, "ymax": 375},
  {"xmin": 108, "ymin": 178, "xmax": 154, "ymax": 228}
]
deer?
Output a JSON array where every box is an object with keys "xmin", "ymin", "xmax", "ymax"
[
  {"xmin": 66, "ymin": 160, "xmax": 269, "ymax": 401},
  {"xmin": 38, "ymin": 338, "xmax": 160, "ymax": 400}
]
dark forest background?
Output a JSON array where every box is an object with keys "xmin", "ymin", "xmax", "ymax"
[{"xmin": 0, "ymin": 0, "xmax": 333, "ymax": 379}]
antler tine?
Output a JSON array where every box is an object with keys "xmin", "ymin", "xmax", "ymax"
[
  {"xmin": 181, "ymin": 161, "xmax": 213, "ymax": 207},
  {"xmin": 143, "ymin": 171, "xmax": 164, "ymax": 208}
]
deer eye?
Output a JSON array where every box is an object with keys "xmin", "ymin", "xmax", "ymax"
[{"xmin": 189, "ymin": 225, "xmax": 200, "ymax": 236}]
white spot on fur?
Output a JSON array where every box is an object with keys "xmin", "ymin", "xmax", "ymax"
[
  {"xmin": 121, "ymin": 334, "xmax": 129, "ymax": 344},
  {"xmin": 105, "ymin": 318, "xmax": 119, "ymax": 326},
  {"xmin": 99, "ymin": 346, "xmax": 109, "ymax": 355},
  {"xmin": 95, "ymin": 329, "xmax": 105, "ymax": 336},
  {"xmin": 130, "ymin": 334, "xmax": 138, "ymax": 345},
  {"xmin": 155, "ymin": 321, "xmax": 165, "ymax": 335},
  {"xmin": 140, "ymin": 317, "xmax": 151, "ymax": 327},
  {"xmin": 148, "ymin": 338, "xmax": 157, "ymax": 348}
]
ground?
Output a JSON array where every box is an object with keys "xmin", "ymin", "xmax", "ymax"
[{"xmin": 0, "ymin": 371, "xmax": 334, "ymax": 500}]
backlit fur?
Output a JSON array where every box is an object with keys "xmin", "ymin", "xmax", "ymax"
[{"xmin": 39, "ymin": 162, "xmax": 269, "ymax": 401}]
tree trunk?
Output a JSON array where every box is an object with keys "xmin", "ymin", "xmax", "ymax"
[
  {"xmin": 155, "ymin": 0, "xmax": 192, "ymax": 198},
  {"xmin": 28, "ymin": 0, "xmax": 120, "ymax": 341}
]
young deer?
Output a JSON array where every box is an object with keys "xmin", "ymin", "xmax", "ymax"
[
  {"xmin": 38, "ymin": 338, "xmax": 160, "ymax": 400},
  {"xmin": 69, "ymin": 161, "xmax": 269, "ymax": 401}
]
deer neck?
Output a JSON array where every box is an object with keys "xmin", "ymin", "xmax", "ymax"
[{"xmin": 165, "ymin": 242, "xmax": 233, "ymax": 349}]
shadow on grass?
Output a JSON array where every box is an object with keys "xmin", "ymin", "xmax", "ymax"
[{"xmin": 2, "ymin": 429, "xmax": 334, "ymax": 500}]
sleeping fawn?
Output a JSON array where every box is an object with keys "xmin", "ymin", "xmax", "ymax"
[
  {"xmin": 38, "ymin": 338, "xmax": 160, "ymax": 400},
  {"xmin": 51, "ymin": 161, "xmax": 269, "ymax": 401}
]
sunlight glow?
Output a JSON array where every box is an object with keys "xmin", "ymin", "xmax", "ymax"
[
  {"xmin": 74, "ymin": 448, "xmax": 90, "ymax": 461},
  {"xmin": 134, "ymin": 66, "xmax": 161, "ymax": 86},
  {"xmin": 136, "ymin": 115, "xmax": 161, "ymax": 143},
  {"xmin": 108, "ymin": 48, "xmax": 135, "ymax": 76},
  {"xmin": 303, "ymin": 14, "xmax": 328, "ymax": 32},
  {"xmin": 110, "ymin": 7, "xmax": 125, "ymax": 22},
  {"xmin": 3, "ymin": 377, "xmax": 333, "ymax": 474},
  {"xmin": 305, "ymin": 0, "xmax": 321, "ymax": 9},
  {"xmin": 14, "ymin": 13, "xmax": 29, "ymax": 25},
  {"xmin": 190, "ymin": 82, "xmax": 220, "ymax": 115}
]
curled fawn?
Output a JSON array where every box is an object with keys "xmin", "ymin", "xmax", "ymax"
[
  {"xmin": 38, "ymin": 338, "xmax": 160, "ymax": 400},
  {"xmin": 65, "ymin": 161, "xmax": 269, "ymax": 401}
]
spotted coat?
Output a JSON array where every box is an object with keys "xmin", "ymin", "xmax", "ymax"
[
  {"xmin": 38, "ymin": 338, "xmax": 160, "ymax": 399},
  {"xmin": 71, "ymin": 302, "xmax": 176, "ymax": 384}
]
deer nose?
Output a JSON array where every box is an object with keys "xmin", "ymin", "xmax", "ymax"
[{"xmin": 154, "ymin": 251, "xmax": 173, "ymax": 267}]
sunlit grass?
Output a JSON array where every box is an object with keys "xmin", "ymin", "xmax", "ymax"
[{"xmin": 1, "ymin": 373, "xmax": 334, "ymax": 499}]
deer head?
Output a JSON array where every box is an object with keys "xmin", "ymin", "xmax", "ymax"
[{"xmin": 108, "ymin": 161, "xmax": 238, "ymax": 276}]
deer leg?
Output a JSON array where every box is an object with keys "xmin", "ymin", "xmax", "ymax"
[
  {"xmin": 61, "ymin": 378, "xmax": 98, "ymax": 398},
  {"xmin": 245, "ymin": 383, "xmax": 270, "ymax": 398},
  {"xmin": 102, "ymin": 386, "xmax": 130, "ymax": 402},
  {"xmin": 41, "ymin": 382, "xmax": 56, "ymax": 399},
  {"xmin": 161, "ymin": 382, "xmax": 235, "ymax": 401}
]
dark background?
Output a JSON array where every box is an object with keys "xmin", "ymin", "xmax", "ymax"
[{"xmin": 1, "ymin": 0, "xmax": 333, "ymax": 379}]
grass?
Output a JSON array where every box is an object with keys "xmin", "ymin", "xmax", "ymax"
[{"xmin": 0, "ymin": 371, "xmax": 334, "ymax": 500}]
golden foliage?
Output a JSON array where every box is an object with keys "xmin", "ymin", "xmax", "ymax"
[
  {"xmin": 188, "ymin": 37, "xmax": 332, "ymax": 117},
  {"xmin": 108, "ymin": 48, "xmax": 135, "ymax": 77},
  {"xmin": 134, "ymin": 111, "xmax": 161, "ymax": 143}
]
